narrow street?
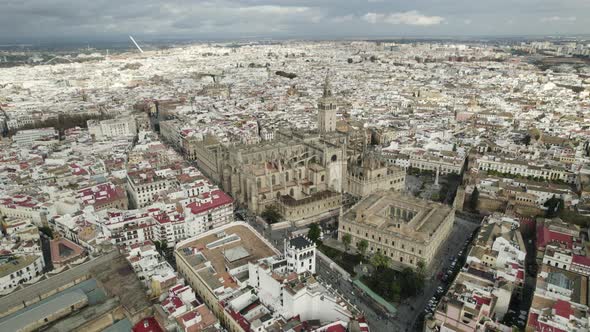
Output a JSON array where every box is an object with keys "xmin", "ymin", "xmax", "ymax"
[
  {"xmin": 316, "ymin": 257, "xmax": 399, "ymax": 332},
  {"xmin": 40, "ymin": 233, "xmax": 54, "ymax": 272},
  {"xmin": 395, "ymin": 216, "xmax": 479, "ymax": 331}
]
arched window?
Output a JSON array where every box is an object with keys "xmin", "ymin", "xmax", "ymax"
[
  {"xmin": 321, "ymin": 175, "xmax": 325, "ymax": 182},
  {"xmin": 290, "ymin": 188, "xmax": 294, "ymax": 197},
  {"xmin": 331, "ymin": 154, "xmax": 337, "ymax": 162}
]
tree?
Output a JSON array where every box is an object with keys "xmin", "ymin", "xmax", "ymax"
[
  {"xmin": 469, "ymin": 186, "xmax": 479, "ymax": 211},
  {"xmin": 416, "ymin": 260, "xmax": 426, "ymax": 277},
  {"xmin": 370, "ymin": 252, "xmax": 391, "ymax": 270},
  {"xmin": 544, "ymin": 195, "xmax": 564, "ymax": 218},
  {"xmin": 390, "ymin": 282, "xmax": 402, "ymax": 302},
  {"xmin": 308, "ymin": 223, "xmax": 321, "ymax": 243},
  {"xmin": 154, "ymin": 240, "xmax": 168, "ymax": 253},
  {"xmin": 399, "ymin": 267, "xmax": 425, "ymax": 298},
  {"xmin": 39, "ymin": 226, "xmax": 54, "ymax": 239},
  {"xmin": 523, "ymin": 134, "xmax": 532, "ymax": 146},
  {"xmin": 261, "ymin": 205, "xmax": 282, "ymax": 224},
  {"xmin": 342, "ymin": 234, "xmax": 352, "ymax": 251},
  {"xmin": 357, "ymin": 239, "xmax": 369, "ymax": 256}
]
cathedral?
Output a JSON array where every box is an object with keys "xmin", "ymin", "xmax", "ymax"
[{"xmin": 186, "ymin": 75, "xmax": 405, "ymax": 225}]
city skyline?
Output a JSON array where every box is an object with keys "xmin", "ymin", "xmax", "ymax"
[{"xmin": 1, "ymin": 3, "xmax": 590, "ymax": 330}]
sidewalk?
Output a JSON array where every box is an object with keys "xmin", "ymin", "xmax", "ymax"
[
  {"xmin": 323, "ymin": 238, "xmax": 354, "ymax": 253},
  {"xmin": 353, "ymin": 279, "xmax": 397, "ymax": 314}
]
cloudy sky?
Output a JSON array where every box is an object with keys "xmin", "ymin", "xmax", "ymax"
[{"xmin": 1, "ymin": 0, "xmax": 589, "ymax": 42}]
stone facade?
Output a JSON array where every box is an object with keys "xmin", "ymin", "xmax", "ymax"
[
  {"xmin": 346, "ymin": 153, "xmax": 406, "ymax": 197},
  {"xmin": 318, "ymin": 75, "xmax": 338, "ymax": 134},
  {"xmin": 338, "ymin": 191, "xmax": 454, "ymax": 271},
  {"xmin": 183, "ymin": 134, "xmax": 224, "ymax": 184},
  {"xmin": 278, "ymin": 190, "xmax": 342, "ymax": 223},
  {"xmin": 186, "ymin": 78, "xmax": 352, "ymax": 219}
]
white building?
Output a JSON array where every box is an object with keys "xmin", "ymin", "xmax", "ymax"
[
  {"xmin": 477, "ymin": 155, "xmax": 576, "ymax": 183},
  {"xmin": 382, "ymin": 150, "xmax": 465, "ymax": 175},
  {"xmin": 126, "ymin": 170, "xmax": 177, "ymax": 208},
  {"xmin": 0, "ymin": 255, "xmax": 45, "ymax": 294},
  {"xmin": 542, "ymin": 245, "xmax": 573, "ymax": 271},
  {"xmin": 125, "ymin": 241, "xmax": 176, "ymax": 294},
  {"xmin": 88, "ymin": 117, "xmax": 137, "ymax": 141},
  {"xmin": 284, "ymin": 235, "xmax": 316, "ymax": 274},
  {"xmin": 0, "ymin": 195, "xmax": 48, "ymax": 226},
  {"xmin": 247, "ymin": 257, "xmax": 353, "ymax": 323},
  {"xmin": 11, "ymin": 127, "xmax": 58, "ymax": 146},
  {"xmin": 260, "ymin": 127, "xmax": 274, "ymax": 141}
]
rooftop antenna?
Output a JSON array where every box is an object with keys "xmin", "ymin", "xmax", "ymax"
[{"xmin": 129, "ymin": 35, "xmax": 144, "ymax": 53}]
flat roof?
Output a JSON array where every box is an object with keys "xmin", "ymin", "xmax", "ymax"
[
  {"xmin": 224, "ymin": 246, "xmax": 250, "ymax": 263},
  {"xmin": 177, "ymin": 223, "xmax": 280, "ymax": 287},
  {"xmin": 289, "ymin": 236, "xmax": 313, "ymax": 250},
  {"xmin": 0, "ymin": 255, "xmax": 39, "ymax": 279},
  {"xmin": 101, "ymin": 318, "xmax": 133, "ymax": 332},
  {"xmin": 0, "ymin": 251, "xmax": 118, "ymax": 318},
  {"xmin": 0, "ymin": 290, "xmax": 88, "ymax": 332}
]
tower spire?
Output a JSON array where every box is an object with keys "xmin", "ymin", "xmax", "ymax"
[{"xmin": 323, "ymin": 72, "xmax": 332, "ymax": 98}]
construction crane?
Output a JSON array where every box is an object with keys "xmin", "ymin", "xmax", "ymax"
[
  {"xmin": 44, "ymin": 56, "xmax": 73, "ymax": 65},
  {"xmin": 129, "ymin": 35, "xmax": 144, "ymax": 53}
]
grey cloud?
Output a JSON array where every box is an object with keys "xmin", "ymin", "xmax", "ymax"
[
  {"xmin": 0, "ymin": 0, "xmax": 588, "ymax": 41},
  {"xmin": 362, "ymin": 11, "xmax": 444, "ymax": 26}
]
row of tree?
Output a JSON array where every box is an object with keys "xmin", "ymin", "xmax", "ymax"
[
  {"xmin": 364, "ymin": 252, "xmax": 426, "ymax": 302},
  {"xmin": 5, "ymin": 112, "xmax": 114, "ymax": 137},
  {"xmin": 339, "ymin": 233, "xmax": 370, "ymax": 255}
]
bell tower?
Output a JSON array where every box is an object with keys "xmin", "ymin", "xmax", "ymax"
[{"xmin": 318, "ymin": 74, "xmax": 337, "ymax": 134}]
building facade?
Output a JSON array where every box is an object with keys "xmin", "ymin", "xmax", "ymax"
[
  {"xmin": 318, "ymin": 75, "xmax": 338, "ymax": 134},
  {"xmin": 346, "ymin": 153, "xmax": 406, "ymax": 197},
  {"xmin": 126, "ymin": 170, "xmax": 177, "ymax": 208},
  {"xmin": 338, "ymin": 191, "xmax": 454, "ymax": 270},
  {"xmin": 88, "ymin": 117, "xmax": 137, "ymax": 141},
  {"xmin": 0, "ymin": 254, "xmax": 45, "ymax": 293},
  {"xmin": 284, "ymin": 235, "xmax": 316, "ymax": 274}
]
